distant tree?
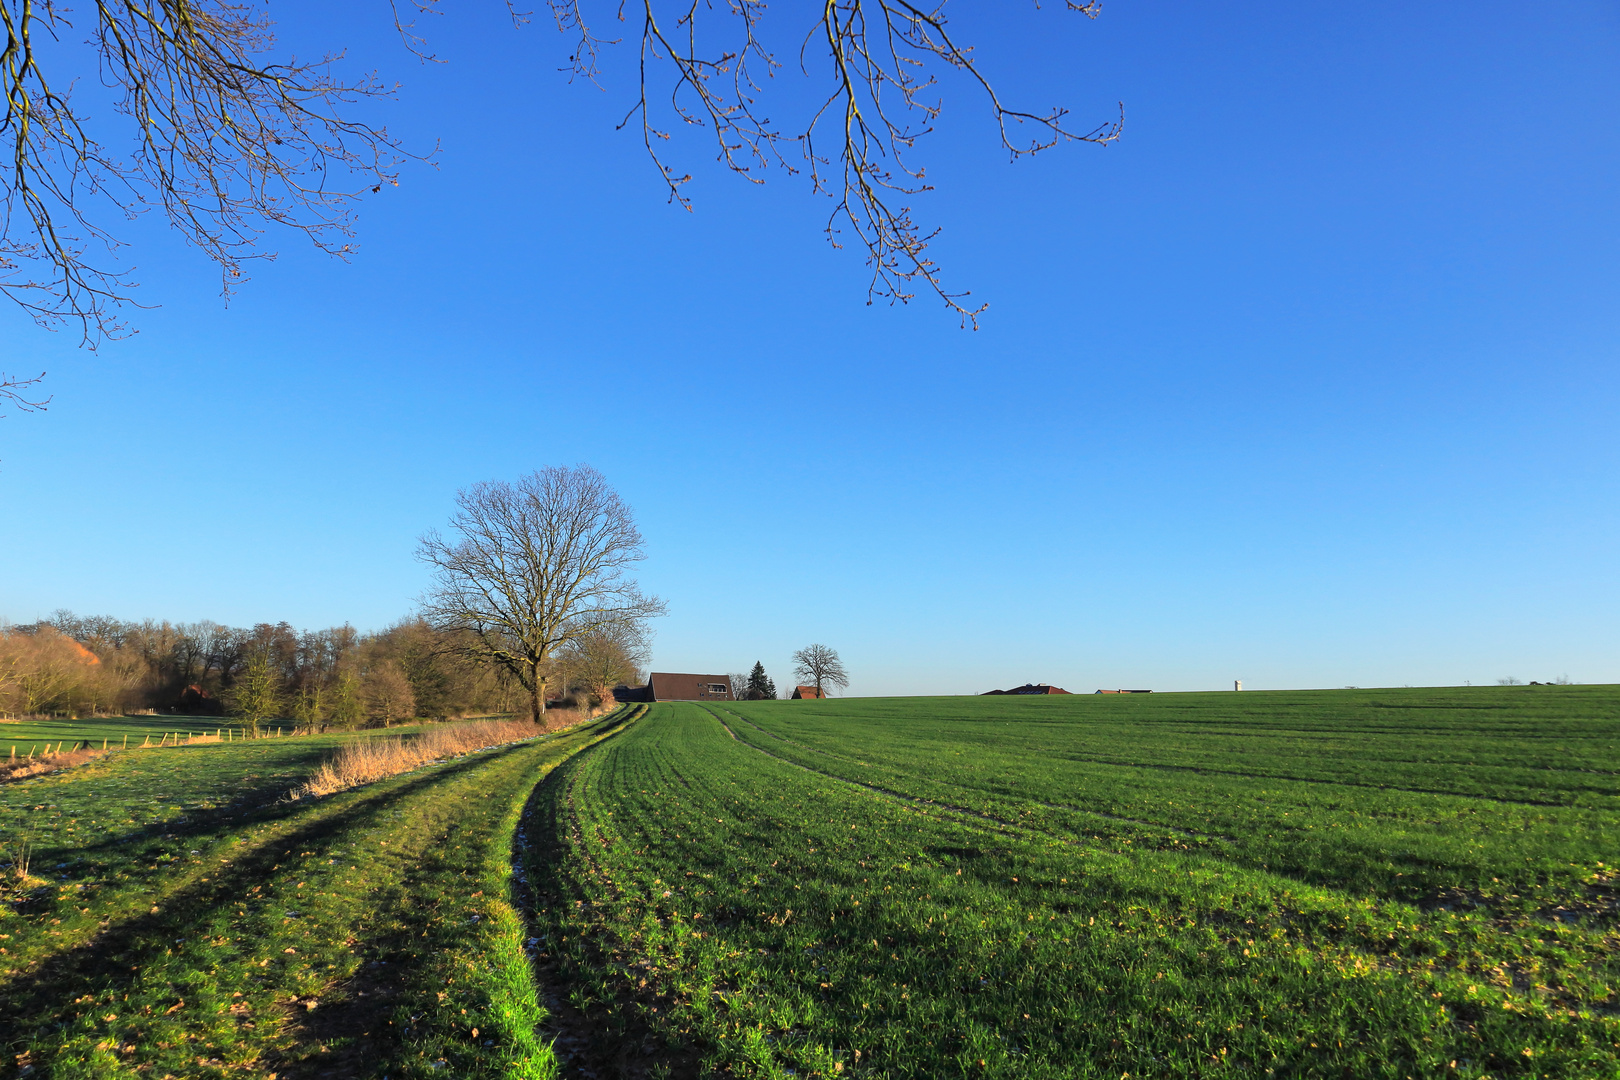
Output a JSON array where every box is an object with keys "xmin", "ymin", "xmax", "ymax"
[
  {"xmin": 791, "ymin": 645, "xmax": 848, "ymax": 698},
  {"xmin": 291, "ymin": 684, "xmax": 325, "ymax": 732},
  {"xmin": 363, "ymin": 662, "xmax": 416, "ymax": 727},
  {"xmin": 745, "ymin": 661, "xmax": 778, "ymax": 701},
  {"xmin": 201, "ymin": 622, "xmax": 249, "ymax": 688},
  {"xmin": 559, "ymin": 623, "xmax": 649, "ymax": 708},
  {"xmin": 328, "ymin": 670, "xmax": 364, "ymax": 731},
  {"xmin": 417, "ymin": 465, "xmax": 666, "ymax": 721},
  {"xmin": 229, "ymin": 651, "xmax": 281, "ymax": 737}
]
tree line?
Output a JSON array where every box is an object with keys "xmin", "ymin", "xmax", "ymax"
[{"xmin": 0, "ymin": 611, "xmax": 645, "ymax": 729}]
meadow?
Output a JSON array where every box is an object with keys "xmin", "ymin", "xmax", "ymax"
[
  {"xmin": 0, "ymin": 715, "xmax": 290, "ymax": 760},
  {"xmin": 1, "ymin": 708, "xmax": 640, "ymax": 1079},
  {"xmin": 531, "ymin": 687, "xmax": 1620, "ymax": 1079}
]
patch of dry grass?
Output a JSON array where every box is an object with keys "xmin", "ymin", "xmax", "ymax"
[
  {"xmin": 292, "ymin": 719, "xmax": 550, "ymax": 799},
  {"xmin": 0, "ymin": 746, "xmax": 108, "ymax": 784}
]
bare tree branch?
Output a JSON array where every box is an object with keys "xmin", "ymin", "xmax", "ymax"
[
  {"xmin": 0, "ymin": 368, "xmax": 48, "ymax": 412},
  {"xmin": 595, "ymin": 1, "xmax": 1120, "ymax": 327},
  {"xmin": 0, "ymin": 0, "xmax": 411, "ymax": 347},
  {"xmin": 0, "ymin": 0, "xmax": 1117, "ymax": 411}
]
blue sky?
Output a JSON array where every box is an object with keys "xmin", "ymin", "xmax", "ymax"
[{"xmin": 3, "ymin": 1, "xmax": 1617, "ymax": 695}]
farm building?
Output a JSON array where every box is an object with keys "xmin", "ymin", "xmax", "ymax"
[
  {"xmin": 982, "ymin": 684, "xmax": 1072, "ymax": 696},
  {"xmin": 1094, "ymin": 689, "xmax": 1154, "ymax": 694},
  {"xmin": 615, "ymin": 673, "xmax": 734, "ymax": 702},
  {"xmin": 790, "ymin": 685, "xmax": 825, "ymax": 699}
]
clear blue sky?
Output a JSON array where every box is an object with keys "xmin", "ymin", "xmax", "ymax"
[{"xmin": 3, "ymin": 2, "xmax": 1617, "ymax": 695}]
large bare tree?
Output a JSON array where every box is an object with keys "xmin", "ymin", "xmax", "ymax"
[
  {"xmin": 417, "ymin": 465, "xmax": 665, "ymax": 720},
  {"xmin": 792, "ymin": 643, "xmax": 849, "ymax": 697},
  {"xmin": 2, "ymin": 0, "xmax": 1119, "ymax": 396}
]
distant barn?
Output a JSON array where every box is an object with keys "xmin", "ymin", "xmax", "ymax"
[
  {"xmin": 982, "ymin": 684, "xmax": 1072, "ymax": 696},
  {"xmin": 620, "ymin": 672, "xmax": 733, "ymax": 702},
  {"xmin": 1094, "ymin": 689, "xmax": 1154, "ymax": 694},
  {"xmin": 791, "ymin": 685, "xmax": 825, "ymax": 699}
]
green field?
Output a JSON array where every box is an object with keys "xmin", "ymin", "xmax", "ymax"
[
  {"xmin": 5, "ymin": 688, "xmax": 1617, "ymax": 1079},
  {"xmin": 531, "ymin": 687, "xmax": 1620, "ymax": 1078},
  {"xmin": 0, "ymin": 716, "xmax": 283, "ymax": 759},
  {"xmin": 0, "ymin": 709, "xmax": 638, "ymax": 1079}
]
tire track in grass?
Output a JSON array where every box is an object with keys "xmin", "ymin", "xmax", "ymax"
[
  {"xmin": 509, "ymin": 705, "xmax": 710, "ymax": 1080},
  {"xmin": 525, "ymin": 703, "xmax": 1620, "ymax": 1079},
  {"xmin": 710, "ymin": 706, "xmax": 1227, "ymax": 845},
  {"xmin": 1, "ymin": 717, "xmax": 626, "ymax": 1080},
  {"xmin": 707, "ymin": 705, "xmax": 1620, "ymax": 1022}
]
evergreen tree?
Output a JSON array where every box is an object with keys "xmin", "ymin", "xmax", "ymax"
[{"xmin": 746, "ymin": 661, "xmax": 777, "ymax": 701}]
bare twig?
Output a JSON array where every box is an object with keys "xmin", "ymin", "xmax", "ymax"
[
  {"xmin": 609, "ymin": 1, "xmax": 1121, "ymax": 326},
  {"xmin": 0, "ymin": 369, "xmax": 48, "ymax": 412},
  {"xmin": 0, "ymin": 0, "xmax": 411, "ymax": 349}
]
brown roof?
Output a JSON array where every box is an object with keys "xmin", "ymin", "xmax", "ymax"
[
  {"xmin": 982, "ymin": 683, "xmax": 1071, "ymax": 696},
  {"xmin": 647, "ymin": 673, "xmax": 733, "ymax": 702},
  {"xmin": 790, "ymin": 685, "xmax": 824, "ymax": 699}
]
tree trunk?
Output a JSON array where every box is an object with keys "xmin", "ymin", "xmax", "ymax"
[{"xmin": 530, "ymin": 662, "xmax": 545, "ymax": 721}]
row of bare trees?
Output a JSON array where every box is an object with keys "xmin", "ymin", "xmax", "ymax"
[{"xmin": 0, "ymin": 612, "xmax": 644, "ymax": 727}]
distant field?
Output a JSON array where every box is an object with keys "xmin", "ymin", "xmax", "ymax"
[{"xmin": 533, "ymin": 687, "xmax": 1620, "ymax": 1078}]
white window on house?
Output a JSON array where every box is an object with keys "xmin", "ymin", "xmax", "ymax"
[{"xmin": 707, "ymin": 683, "xmax": 727, "ymax": 695}]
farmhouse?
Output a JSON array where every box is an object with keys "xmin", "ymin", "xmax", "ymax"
[
  {"xmin": 1094, "ymin": 689, "xmax": 1154, "ymax": 694},
  {"xmin": 982, "ymin": 683, "xmax": 1072, "ymax": 695},
  {"xmin": 617, "ymin": 673, "xmax": 734, "ymax": 702},
  {"xmin": 790, "ymin": 685, "xmax": 824, "ymax": 699}
]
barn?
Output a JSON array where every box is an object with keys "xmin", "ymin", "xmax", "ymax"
[{"xmin": 627, "ymin": 672, "xmax": 734, "ymax": 702}]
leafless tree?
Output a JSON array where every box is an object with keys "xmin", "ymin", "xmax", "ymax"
[
  {"xmin": 559, "ymin": 620, "xmax": 649, "ymax": 705},
  {"xmin": 792, "ymin": 643, "xmax": 848, "ymax": 697},
  {"xmin": 362, "ymin": 660, "xmax": 416, "ymax": 726},
  {"xmin": 417, "ymin": 464, "xmax": 666, "ymax": 720},
  {"xmin": 1, "ymin": 370, "xmax": 48, "ymax": 414},
  {"xmin": 3, "ymin": 0, "xmax": 1116, "ymax": 378}
]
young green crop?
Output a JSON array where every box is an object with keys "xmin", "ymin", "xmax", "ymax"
[{"xmin": 529, "ymin": 692, "xmax": 1620, "ymax": 1079}]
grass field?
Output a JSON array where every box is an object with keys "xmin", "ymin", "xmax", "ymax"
[
  {"xmin": 1, "ymin": 708, "xmax": 638, "ymax": 1079},
  {"xmin": 531, "ymin": 687, "xmax": 1620, "ymax": 1079},
  {"xmin": 0, "ymin": 716, "xmax": 291, "ymax": 759}
]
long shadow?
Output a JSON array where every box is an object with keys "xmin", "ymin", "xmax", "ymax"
[{"xmin": 0, "ymin": 741, "xmax": 541, "ymax": 1065}]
